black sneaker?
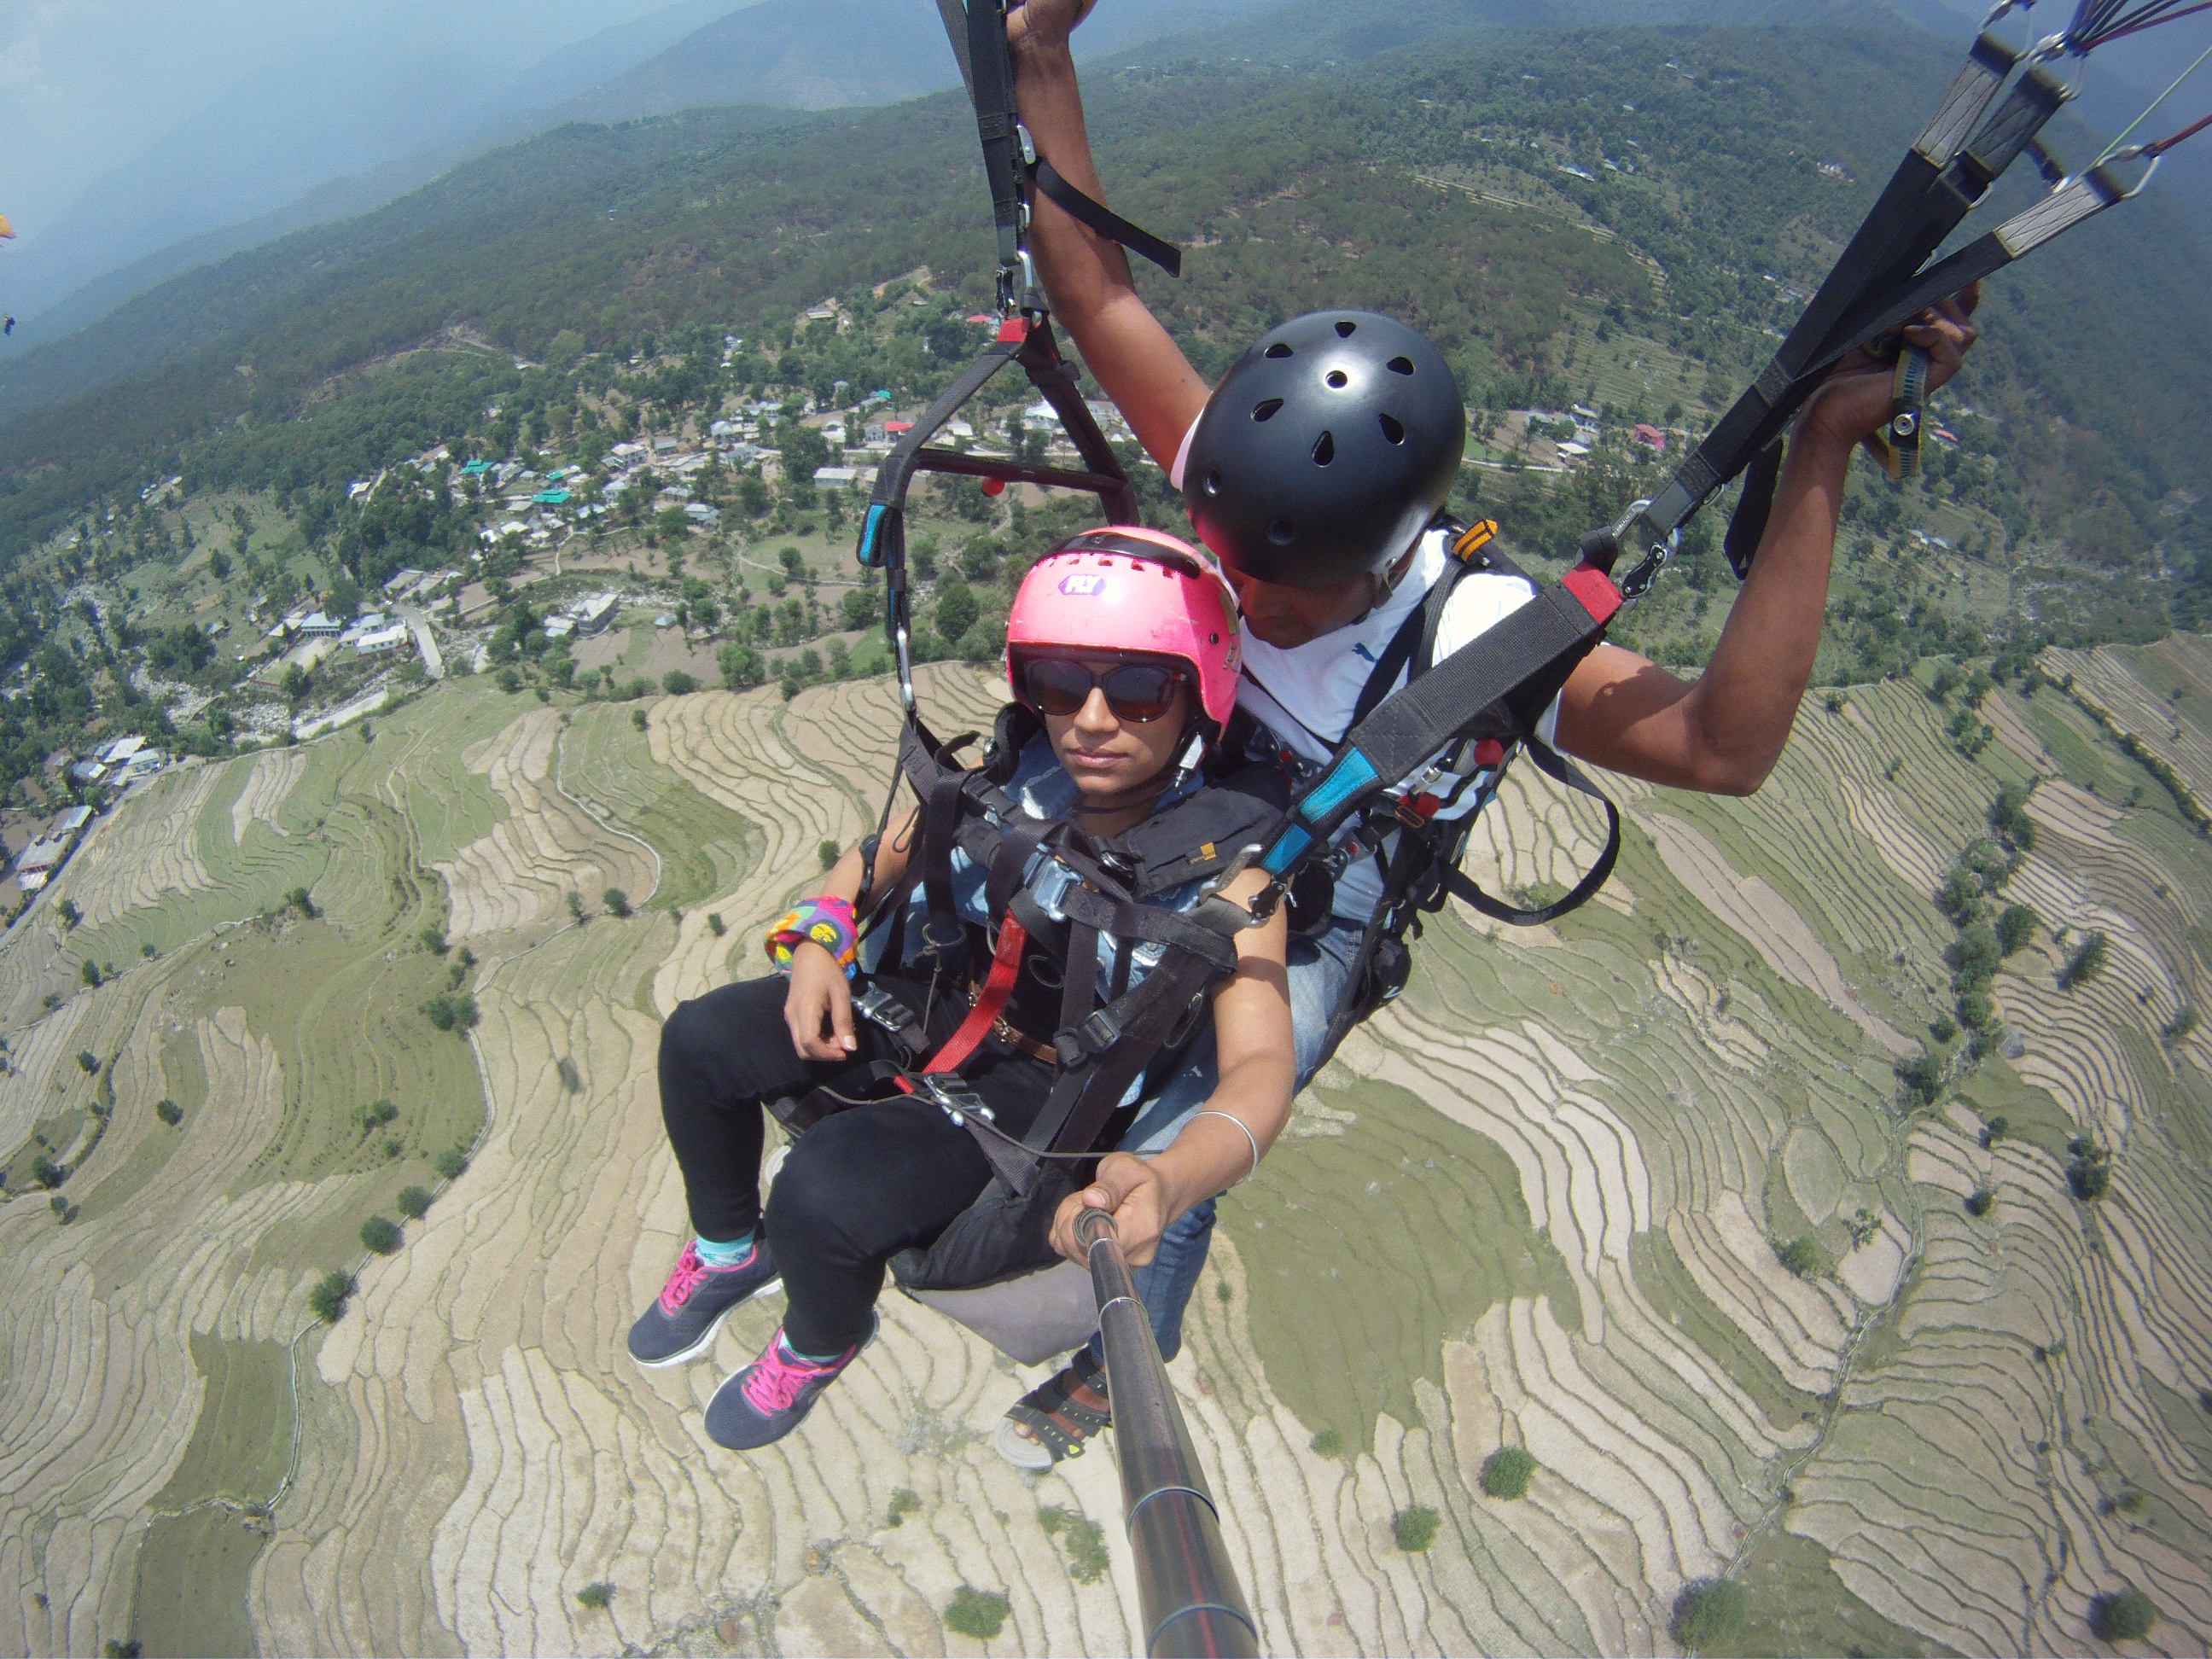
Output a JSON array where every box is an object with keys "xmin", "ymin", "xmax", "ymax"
[
  {"xmin": 704, "ymin": 1315, "xmax": 877, "ymax": 1450},
  {"xmin": 626, "ymin": 1237, "xmax": 781, "ymax": 1368}
]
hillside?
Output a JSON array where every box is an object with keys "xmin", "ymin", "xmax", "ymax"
[
  {"xmin": 2, "ymin": 12, "xmax": 2209, "ymax": 602},
  {"xmin": 3, "ymin": 639, "xmax": 2207, "ymax": 1655}
]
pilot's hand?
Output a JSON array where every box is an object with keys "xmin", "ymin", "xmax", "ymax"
[
  {"xmin": 1799, "ymin": 284, "xmax": 1981, "ymax": 451},
  {"xmin": 1051, "ymin": 1151, "xmax": 1168, "ymax": 1267}
]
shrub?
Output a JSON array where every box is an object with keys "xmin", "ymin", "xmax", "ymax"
[
  {"xmin": 2059, "ymin": 930, "xmax": 2110, "ymax": 989},
  {"xmin": 155, "ymin": 1098, "xmax": 183, "ymax": 1126},
  {"xmin": 631, "ymin": 707, "xmax": 649, "ymax": 731},
  {"xmin": 308, "ymin": 1270, "xmax": 355, "ymax": 1324},
  {"xmin": 497, "ymin": 667, "xmax": 522, "ymax": 694},
  {"xmin": 77, "ymin": 1049, "xmax": 101, "ymax": 1074},
  {"xmin": 419, "ymin": 925, "xmax": 449, "ymax": 955},
  {"xmin": 2088, "ymin": 1587, "xmax": 2158, "ymax": 1643},
  {"xmin": 602, "ymin": 888, "xmax": 632, "ymax": 918},
  {"xmin": 1673, "ymin": 1578, "xmax": 1747, "ymax": 1648},
  {"xmin": 705, "ymin": 912, "xmax": 725, "ymax": 937},
  {"xmin": 58, "ymin": 899, "xmax": 81, "ymax": 928},
  {"xmin": 434, "ymin": 1148, "xmax": 469, "ymax": 1181},
  {"xmin": 1985, "ymin": 1115, "xmax": 2011, "ymax": 1142},
  {"xmin": 1966, "ymin": 1185, "xmax": 1995, "ymax": 1217},
  {"xmin": 421, "ymin": 992, "xmax": 480, "ymax": 1032},
  {"xmin": 575, "ymin": 1581, "xmax": 614, "ymax": 1612},
  {"xmin": 2162, "ymin": 1005, "xmax": 2198, "ymax": 1046},
  {"xmin": 887, "ymin": 1487, "xmax": 921, "ymax": 1528},
  {"xmin": 82, "ymin": 960, "xmax": 102, "ymax": 987},
  {"xmin": 1391, "ymin": 1505, "xmax": 1441, "ymax": 1551},
  {"xmin": 2070, "ymin": 1156, "xmax": 2111, "ymax": 1202},
  {"xmin": 1930, "ymin": 1015, "xmax": 1959, "ymax": 1045},
  {"xmin": 1038, "ymin": 1504, "xmax": 1110, "ymax": 1582},
  {"xmin": 1309, "ymin": 1428, "xmax": 1343, "ymax": 1457},
  {"xmin": 624, "ymin": 676, "xmax": 655, "ymax": 701},
  {"xmin": 51, "ymin": 1195, "xmax": 70, "ymax": 1223},
  {"xmin": 1991, "ymin": 780, "xmax": 2038, "ymax": 850},
  {"xmin": 355, "ymin": 1099, "xmax": 399, "ymax": 1133},
  {"xmin": 662, "ymin": 670, "xmax": 699, "ymax": 696},
  {"xmin": 360, "ymin": 1215, "xmax": 404, "ymax": 1254},
  {"xmin": 817, "ymin": 839, "xmax": 840, "ymax": 871},
  {"xmin": 945, "ymin": 1586, "xmax": 1010, "ymax": 1640},
  {"xmin": 1481, "ymin": 1446, "xmax": 1537, "ymax": 1499},
  {"xmin": 1897, "ymin": 1052, "xmax": 1946, "ymax": 1108},
  {"xmin": 396, "ymin": 1185, "xmax": 434, "ymax": 1220},
  {"xmin": 1996, "ymin": 903, "xmax": 2040, "ymax": 955},
  {"xmin": 286, "ymin": 886, "xmax": 316, "ymax": 917},
  {"xmin": 31, "ymin": 1155, "xmax": 65, "ymax": 1189},
  {"xmin": 1776, "ymin": 1237, "xmax": 1821, "ymax": 1278}
]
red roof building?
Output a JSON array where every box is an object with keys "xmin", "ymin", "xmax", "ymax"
[{"xmin": 1632, "ymin": 423, "xmax": 1668, "ymax": 453}]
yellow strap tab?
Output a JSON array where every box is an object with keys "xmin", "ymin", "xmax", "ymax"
[{"xmin": 1452, "ymin": 520, "xmax": 1499, "ymax": 562}]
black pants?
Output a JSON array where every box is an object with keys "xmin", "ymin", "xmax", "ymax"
[{"xmin": 657, "ymin": 975, "xmax": 1053, "ymax": 1355}]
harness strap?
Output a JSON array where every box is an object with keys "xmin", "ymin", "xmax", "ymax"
[
  {"xmin": 1033, "ymin": 157, "xmax": 1183, "ymax": 276},
  {"xmin": 1439, "ymin": 742, "xmax": 1622, "ymax": 927},
  {"xmin": 924, "ymin": 916, "xmax": 1030, "ymax": 1076},
  {"xmin": 920, "ymin": 772, "xmax": 968, "ymax": 958}
]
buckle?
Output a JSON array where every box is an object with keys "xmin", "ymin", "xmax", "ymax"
[
  {"xmin": 1053, "ymin": 1009, "xmax": 1121, "ymax": 1067},
  {"xmin": 914, "ymin": 1071, "xmax": 993, "ymax": 1126},
  {"xmin": 1394, "ymin": 792, "xmax": 1441, "ymax": 828}
]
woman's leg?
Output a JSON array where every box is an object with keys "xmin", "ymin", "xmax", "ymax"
[
  {"xmin": 659, "ymin": 975, "xmax": 859, "ymax": 1241},
  {"xmin": 764, "ymin": 1098, "xmax": 996, "ymax": 1356}
]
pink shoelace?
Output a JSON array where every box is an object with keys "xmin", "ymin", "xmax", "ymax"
[
  {"xmin": 658, "ymin": 1239, "xmax": 755, "ymax": 1313},
  {"xmin": 742, "ymin": 1332, "xmax": 844, "ymax": 1415}
]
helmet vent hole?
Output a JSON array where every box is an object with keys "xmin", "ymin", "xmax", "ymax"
[
  {"xmin": 1252, "ymin": 398, "xmax": 1284, "ymax": 423},
  {"xmin": 1312, "ymin": 431, "xmax": 1336, "ymax": 466},
  {"xmin": 1387, "ymin": 355, "xmax": 1415, "ymax": 375},
  {"xmin": 1267, "ymin": 519, "xmax": 1295, "ymax": 545},
  {"xmin": 1202, "ymin": 467, "xmax": 1222, "ymax": 497},
  {"xmin": 1335, "ymin": 319, "xmax": 1357, "ymax": 337},
  {"xmin": 1378, "ymin": 413, "xmax": 1406, "ymax": 445},
  {"xmin": 1264, "ymin": 342, "xmax": 1294, "ymax": 359},
  {"xmin": 1325, "ymin": 370, "xmax": 1348, "ymax": 389}
]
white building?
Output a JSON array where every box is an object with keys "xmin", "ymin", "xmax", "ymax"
[
  {"xmin": 355, "ymin": 625, "xmax": 410, "ymax": 655},
  {"xmin": 569, "ymin": 594, "xmax": 620, "ymax": 636}
]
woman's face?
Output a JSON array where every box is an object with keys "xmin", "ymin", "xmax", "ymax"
[{"xmin": 1036, "ymin": 658, "xmax": 1193, "ymax": 806}]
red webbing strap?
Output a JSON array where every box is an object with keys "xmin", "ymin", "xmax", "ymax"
[{"xmin": 922, "ymin": 917, "xmax": 1029, "ymax": 1078}]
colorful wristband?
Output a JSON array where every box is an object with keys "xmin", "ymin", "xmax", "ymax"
[{"xmin": 765, "ymin": 895, "xmax": 859, "ymax": 980}]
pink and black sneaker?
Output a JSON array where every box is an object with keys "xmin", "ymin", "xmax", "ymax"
[
  {"xmin": 705, "ymin": 1316, "xmax": 877, "ymax": 1450},
  {"xmin": 626, "ymin": 1237, "xmax": 781, "ymax": 1369}
]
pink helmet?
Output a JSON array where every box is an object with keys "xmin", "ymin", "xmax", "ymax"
[{"xmin": 1005, "ymin": 527, "xmax": 1242, "ymax": 739}]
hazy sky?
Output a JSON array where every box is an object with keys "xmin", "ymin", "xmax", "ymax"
[{"xmin": 0, "ymin": 0, "xmax": 688, "ymax": 229}]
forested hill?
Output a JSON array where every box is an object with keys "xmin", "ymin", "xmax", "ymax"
[{"xmin": 2, "ymin": 7, "xmax": 2208, "ymax": 602}]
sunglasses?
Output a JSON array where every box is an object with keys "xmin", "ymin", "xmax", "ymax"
[{"xmin": 1019, "ymin": 658, "xmax": 1187, "ymax": 723}]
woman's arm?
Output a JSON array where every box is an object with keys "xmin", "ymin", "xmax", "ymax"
[
  {"xmin": 1050, "ymin": 866, "xmax": 1293, "ymax": 1266},
  {"xmin": 785, "ymin": 807, "xmax": 919, "ymax": 1061}
]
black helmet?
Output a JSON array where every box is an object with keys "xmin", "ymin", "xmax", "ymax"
[{"xmin": 1182, "ymin": 311, "xmax": 1466, "ymax": 589}]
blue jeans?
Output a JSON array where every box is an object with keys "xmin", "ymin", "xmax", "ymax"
[{"xmin": 1089, "ymin": 918, "xmax": 1362, "ymax": 1365}]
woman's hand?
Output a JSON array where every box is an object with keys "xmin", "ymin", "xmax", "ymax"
[
  {"xmin": 1795, "ymin": 285, "xmax": 1981, "ymax": 452},
  {"xmin": 783, "ymin": 943, "xmax": 857, "ymax": 1062},
  {"xmin": 1051, "ymin": 1152, "xmax": 1173, "ymax": 1267}
]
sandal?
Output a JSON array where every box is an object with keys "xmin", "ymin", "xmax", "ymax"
[{"xmin": 993, "ymin": 1348, "xmax": 1110, "ymax": 1470}]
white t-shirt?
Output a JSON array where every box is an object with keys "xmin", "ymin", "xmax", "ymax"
[{"xmin": 1172, "ymin": 425, "xmax": 1561, "ymax": 921}]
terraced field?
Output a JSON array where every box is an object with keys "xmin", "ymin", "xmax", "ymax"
[{"xmin": 3, "ymin": 647, "xmax": 2207, "ymax": 1657}]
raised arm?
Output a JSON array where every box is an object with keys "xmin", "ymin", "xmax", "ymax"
[
  {"xmin": 1008, "ymin": 0, "xmax": 1211, "ymax": 469},
  {"xmin": 1555, "ymin": 290, "xmax": 1982, "ymax": 795}
]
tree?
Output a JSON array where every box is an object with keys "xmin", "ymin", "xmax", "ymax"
[
  {"xmin": 1392, "ymin": 1505, "xmax": 1441, "ymax": 1551},
  {"xmin": 281, "ymin": 661, "xmax": 311, "ymax": 705},
  {"xmin": 156, "ymin": 1098, "xmax": 183, "ymax": 1126},
  {"xmin": 360, "ymin": 1215, "xmax": 404, "ymax": 1254},
  {"xmin": 1481, "ymin": 1446, "xmax": 1536, "ymax": 1498},
  {"xmin": 2059, "ymin": 930, "xmax": 2110, "ymax": 989},
  {"xmin": 1776, "ymin": 1236, "xmax": 1821, "ymax": 1277},
  {"xmin": 602, "ymin": 888, "xmax": 632, "ymax": 918},
  {"xmin": 396, "ymin": 1185, "xmax": 434, "ymax": 1220},
  {"xmin": 434, "ymin": 1147, "xmax": 469, "ymax": 1180},
  {"xmin": 287, "ymin": 886, "xmax": 316, "ymax": 917},
  {"xmin": 1672, "ymin": 1579, "xmax": 1747, "ymax": 1649},
  {"xmin": 308, "ymin": 1271, "xmax": 356, "ymax": 1324},
  {"xmin": 934, "ymin": 579, "xmax": 979, "ymax": 647},
  {"xmin": 2089, "ymin": 1588, "xmax": 2159, "ymax": 1643},
  {"xmin": 706, "ymin": 912, "xmax": 725, "ymax": 936},
  {"xmin": 77, "ymin": 1049, "xmax": 100, "ymax": 1074},
  {"xmin": 1996, "ymin": 903, "xmax": 2039, "ymax": 956},
  {"xmin": 58, "ymin": 899, "xmax": 81, "ymax": 928},
  {"xmin": 80, "ymin": 960, "xmax": 101, "ymax": 987},
  {"xmin": 575, "ymin": 1583, "xmax": 614, "ymax": 1612},
  {"xmin": 661, "ymin": 670, "xmax": 699, "ymax": 696},
  {"xmin": 719, "ymin": 641, "xmax": 765, "ymax": 690},
  {"xmin": 818, "ymin": 839, "xmax": 840, "ymax": 871}
]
